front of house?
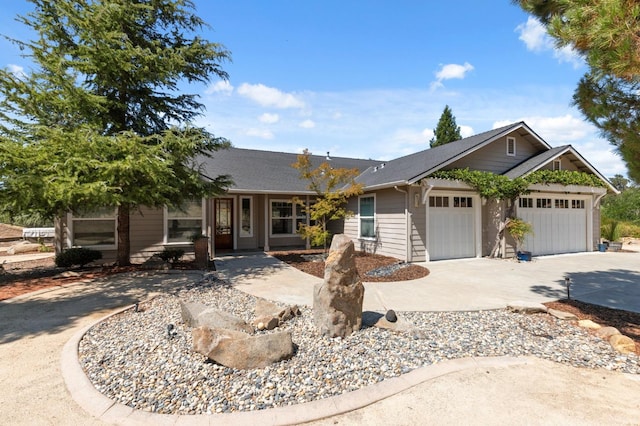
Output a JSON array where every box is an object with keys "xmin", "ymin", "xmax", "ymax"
[{"xmin": 57, "ymin": 122, "xmax": 616, "ymax": 263}]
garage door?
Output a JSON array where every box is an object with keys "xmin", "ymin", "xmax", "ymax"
[
  {"xmin": 517, "ymin": 196, "xmax": 588, "ymax": 256},
  {"xmin": 428, "ymin": 195, "xmax": 476, "ymax": 260}
]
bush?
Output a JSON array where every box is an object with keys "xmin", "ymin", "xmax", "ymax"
[
  {"xmin": 157, "ymin": 248, "xmax": 185, "ymax": 263},
  {"xmin": 55, "ymin": 248, "xmax": 102, "ymax": 268}
]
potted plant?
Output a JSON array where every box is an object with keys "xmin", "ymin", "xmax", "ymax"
[
  {"xmin": 601, "ymin": 220, "xmax": 622, "ymax": 251},
  {"xmin": 506, "ymin": 217, "xmax": 533, "ymax": 261}
]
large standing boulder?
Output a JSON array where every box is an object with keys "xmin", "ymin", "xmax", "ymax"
[
  {"xmin": 192, "ymin": 327, "xmax": 294, "ymax": 369},
  {"xmin": 180, "ymin": 301, "xmax": 253, "ymax": 334},
  {"xmin": 313, "ymin": 234, "xmax": 364, "ymax": 338}
]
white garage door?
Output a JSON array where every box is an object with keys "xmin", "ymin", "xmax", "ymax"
[
  {"xmin": 517, "ymin": 196, "xmax": 588, "ymax": 256},
  {"xmin": 428, "ymin": 195, "xmax": 476, "ymax": 260}
]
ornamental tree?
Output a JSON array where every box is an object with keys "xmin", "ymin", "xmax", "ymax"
[
  {"xmin": 0, "ymin": 0, "xmax": 231, "ymax": 265},
  {"xmin": 430, "ymin": 105, "xmax": 462, "ymax": 148},
  {"xmin": 292, "ymin": 149, "xmax": 363, "ymax": 251}
]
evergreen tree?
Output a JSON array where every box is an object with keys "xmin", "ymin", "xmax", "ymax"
[
  {"xmin": 0, "ymin": 0, "xmax": 232, "ymax": 265},
  {"xmin": 430, "ymin": 105, "xmax": 462, "ymax": 148}
]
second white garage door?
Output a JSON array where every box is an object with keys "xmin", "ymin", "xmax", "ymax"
[
  {"xmin": 428, "ymin": 194, "xmax": 477, "ymax": 260},
  {"xmin": 517, "ymin": 196, "xmax": 589, "ymax": 256}
]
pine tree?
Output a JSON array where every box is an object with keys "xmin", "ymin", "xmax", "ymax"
[
  {"xmin": 0, "ymin": 0, "xmax": 232, "ymax": 265},
  {"xmin": 430, "ymin": 105, "xmax": 462, "ymax": 148}
]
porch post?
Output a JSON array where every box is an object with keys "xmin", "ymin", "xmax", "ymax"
[
  {"xmin": 305, "ymin": 195, "xmax": 311, "ymax": 250},
  {"xmin": 264, "ymin": 195, "xmax": 270, "ymax": 251}
]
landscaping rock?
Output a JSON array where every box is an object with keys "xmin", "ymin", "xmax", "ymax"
[
  {"xmin": 609, "ymin": 334, "xmax": 636, "ymax": 354},
  {"xmin": 374, "ymin": 314, "xmax": 425, "ymax": 338},
  {"xmin": 506, "ymin": 301, "xmax": 548, "ymax": 314},
  {"xmin": 253, "ymin": 300, "xmax": 301, "ymax": 330},
  {"xmin": 141, "ymin": 254, "xmax": 170, "ymax": 271},
  {"xmin": 578, "ymin": 319, "xmax": 601, "ymax": 329},
  {"xmin": 595, "ymin": 326, "xmax": 621, "ymax": 340},
  {"xmin": 180, "ymin": 301, "xmax": 253, "ymax": 333},
  {"xmin": 254, "ymin": 316, "xmax": 279, "ymax": 331},
  {"xmin": 313, "ymin": 234, "xmax": 364, "ymax": 338},
  {"xmin": 7, "ymin": 241, "xmax": 41, "ymax": 255},
  {"xmin": 192, "ymin": 326, "xmax": 294, "ymax": 369},
  {"xmin": 385, "ymin": 309, "xmax": 398, "ymax": 323},
  {"xmin": 547, "ymin": 308, "xmax": 578, "ymax": 321}
]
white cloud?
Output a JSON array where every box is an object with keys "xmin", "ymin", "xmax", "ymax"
[
  {"xmin": 516, "ymin": 17, "xmax": 583, "ymax": 68},
  {"xmin": 493, "ymin": 114, "xmax": 589, "ymax": 142},
  {"xmin": 258, "ymin": 113, "xmax": 280, "ymax": 124},
  {"xmin": 245, "ymin": 128, "xmax": 274, "ymax": 139},
  {"xmin": 430, "ymin": 62, "xmax": 474, "ymax": 90},
  {"xmin": 7, "ymin": 64, "xmax": 26, "ymax": 79},
  {"xmin": 459, "ymin": 125, "xmax": 474, "ymax": 138},
  {"xmin": 422, "ymin": 128, "xmax": 434, "ymax": 140},
  {"xmin": 299, "ymin": 119, "xmax": 315, "ymax": 129},
  {"xmin": 237, "ymin": 83, "xmax": 305, "ymax": 109},
  {"xmin": 205, "ymin": 80, "xmax": 234, "ymax": 95}
]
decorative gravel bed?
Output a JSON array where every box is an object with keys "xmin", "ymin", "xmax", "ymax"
[{"xmin": 79, "ymin": 273, "xmax": 639, "ymax": 415}]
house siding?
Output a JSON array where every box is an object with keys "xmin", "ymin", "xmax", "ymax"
[
  {"xmin": 409, "ymin": 186, "xmax": 426, "ymax": 262},
  {"xmin": 448, "ymin": 133, "xmax": 539, "ymax": 174}
]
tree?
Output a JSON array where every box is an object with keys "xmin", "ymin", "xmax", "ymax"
[
  {"xmin": 292, "ymin": 149, "xmax": 363, "ymax": 251},
  {"xmin": 0, "ymin": 0, "xmax": 231, "ymax": 265},
  {"xmin": 609, "ymin": 174, "xmax": 631, "ymax": 192},
  {"xmin": 430, "ymin": 105, "xmax": 462, "ymax": 148},
  {"xmin": 601, "ymin": 188, "xmax": 640, "ymax": 223}
]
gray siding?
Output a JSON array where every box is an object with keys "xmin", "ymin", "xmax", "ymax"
[
  {"xmin": 448, "ymin": 133, "xmax": 539, "ymax": 174},
  {"xmin": 539, "ymin": 155, "xmax": 579, "ymax": 172},
  {"xmin": 409, "ymin": 186, "xmax": 426, "ymax": 262}
]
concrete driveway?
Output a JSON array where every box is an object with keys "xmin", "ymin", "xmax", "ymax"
[{"xmin": 216, "ymin": 250, "xmax": 640, "ymax": 313}]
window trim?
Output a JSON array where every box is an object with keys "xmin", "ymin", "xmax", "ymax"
[
  {"xmin": 67, "ymin": 208, "xmax": 118, "ymax": 250},
  {"xmin": 270, "ymin": 199, "xmax": 298, "ymax": 237},
  {"xmin": 506, "ymin": 136, "xmax": 516, "ymax": 157},
  {"xmin": 553, "ymin": 159, "xmax": 562, "ymax": 171},
  {"xmin": 239, "ymin": 196, "xmax": 253, "ymax": 238},
  {"xmin": 163, "ymin": 199, "xmax": 206, "ymax": 245},
  {"xmin": 358, "ymin": 194, "xmax": 376, "ymax": 240}
]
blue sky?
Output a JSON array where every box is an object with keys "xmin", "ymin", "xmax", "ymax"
[{"xmin": 0, "ymin": 1, "xmax": 627, "ymax": 177}]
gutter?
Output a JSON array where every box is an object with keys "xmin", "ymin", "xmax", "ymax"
[{"xmin": 394, "ymin": 186, "xmax": 411, "ymax": 263}]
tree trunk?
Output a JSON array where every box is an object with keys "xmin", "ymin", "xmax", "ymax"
[
  {"xmin": 489, "ymin": 198, "xmax": 516, "ymax": 258},
  {"xmin": 116, "ymin": 203, "xmax": 131, "ymax": 266}
]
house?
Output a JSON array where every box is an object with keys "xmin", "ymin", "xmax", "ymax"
[{"xmin": 57, "ymin": 121, "xmax": 616, "ymax": 262}]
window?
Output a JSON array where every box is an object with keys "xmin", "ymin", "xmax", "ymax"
[
  {"xmin": 429, "ymin": 196, "xmax": 449, "ymax": 207},
  {"xmin": 271, "ymin": 201, "xmax": 294, "ymax": 235},
  {"xmin": 572, "ymin": 199, "xmax": 585, "ymax": 209},
  {"xmin": 519, "ymin": 198, "xmax": 533, "ymax": 208},
  {"xmin": 453, "ymin": 197, "xmax": 473, "ymax": 208},
  {"xmin": 553, "ymin": 159, "xmax": 562, "ymax": 171},
  {"xmin": 240, "ymin": 196, "xmax": 253, "ymax": 237},
  {"xmin": 536, "ymin": 198, "xmax": 552, "ymax": 208},
  {"xmin": 165, "ymin": 199, "xmax": 204, "ymax": 243},
  {"xmin": 359, "ymin": 195, "xmax": 375, "ymax": 239},
  {"xmin": 506, "ymin": 137, "xmax": 516, "ymax": 156},
  {"xmin": 70, "ymin": 207, "xmax": 116, "ymax": 247},
  {"xmin": 555, "ymin": 199, "xmax": 569, "ymax": 209}
]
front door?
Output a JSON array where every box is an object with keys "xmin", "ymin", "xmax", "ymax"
[{"xmin": 214, "ymin": 198, "xmax": 233, "ymax": 250}]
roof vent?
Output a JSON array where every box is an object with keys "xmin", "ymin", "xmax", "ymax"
[
  {"xmin": 380, "ymin": 163, "xmax": 386, "ymax": 169},
  {"xmin": 326, "ymin": 151, "xmax": 331, "ymax": 161}
]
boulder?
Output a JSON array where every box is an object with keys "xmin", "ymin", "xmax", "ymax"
[
  {"xmin": 595, "ymin": 326, "xmax": 621, "ymax": 340},
  {"xmin": 254, "ymin": 316, "xmax": 279, "ymax": 331},
  {"xmin": 578, "ymin": 319, "xmax": 601, "ymax": 329},
  {"xmin": 142, "ymin": 254, "xmax": 170, "ymax": 271},
  {"xmin": 7, "ymin": 241, "xmax": 41, "ymax": 255},
  {"xmin": 192, "ymin": 326, "xmax": 294, "ymax": 369},
  {"xmin": 547, "ymin": 308, "xmax": 578, "ymax": 321},
  {"xmin": 609, "ymin": 334, "xmax": 636, "ymax": 354},
  {"xmin": 364, "ymin": 311, "xmax": 425, "ymax": 338},
  {"xmin": 313, "ymin": 234, "xmax": 364, "ymax": 338},
  {"xmin": 253, "ymin": 300, "xmax": 301, "ymax": 330},
  {"xmin": 506, "ymin": 301, "xmax": 548, "ymax": 314},
  {"xmin": 180, "ymin": 301, "xmax": 253, "ymax": 334}
]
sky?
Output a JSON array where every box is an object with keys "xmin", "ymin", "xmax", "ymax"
[{"xmin": 0, "ymin": 1, "xmax": 628, "ymax": 178}]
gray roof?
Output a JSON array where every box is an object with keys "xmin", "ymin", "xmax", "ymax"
[
  {"xmin": 355, "ymin": 122, "xmax": 525, "ymax": 188},
  {"xmin": 503, "ymin": 145, "xmax": 570, "ymax": 179},
  {"xmin": 199, "ymin": 147, "xmax": 378, "ymax": 193}
]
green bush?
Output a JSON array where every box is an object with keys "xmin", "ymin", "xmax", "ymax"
[
  {"xmin": 157, "ymin": 248, "xmax": 185, "ymax": 263},
  {"xmin": 55, "ymin": 248, "xmax": 102, "ymax": 268}
]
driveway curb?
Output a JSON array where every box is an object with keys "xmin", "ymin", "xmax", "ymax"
[{"xmin": 62, "ymin": 307, "xmax": 534, "ymax": 425}]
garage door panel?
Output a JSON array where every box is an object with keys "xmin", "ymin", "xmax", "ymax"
[{"xmin": 428, "ymin": 202, "xmax": 475, "ymax": 261}]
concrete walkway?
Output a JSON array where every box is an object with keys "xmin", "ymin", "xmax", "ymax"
[
  {"xmin": 217, "ymin": 250, "xmax": 640, "ymax": 313},
  {"xmin": 1, "ymin": 252, "xmax": 639, "ymax": 425}
]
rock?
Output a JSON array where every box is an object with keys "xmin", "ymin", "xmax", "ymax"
[
  {"xmin": 253, "ymin": 316, "xmax": 279, "ymax": 331},
  {"xmin": 385, "ymin": 309, "xmax": 398, "ymax": 323},
  {"xmin": 373, "ymin": 313, "xmax": 425, "ymax": 338},
  {"xmin": 255, "ymin": 299, "xmax": 283, "ymax": 318},
  {"xmin": 141, "ymin": 254, "xmax": 170, "ymax": 271},
  {"xmin": 578, "ymin": 319, "xmax": 601, "ymax": 329},
  {"xmin": 7, "ymin": 242, "xmax": 41, "ymax": 255},
  {"xmin": 506, "ymin": 301, "xmax": 548, "ymax": 314},
  {"xmin": 313, "ymin": 234, "xmax": 364, "ymax": 338},
  {"xmin": 53, "ymin": 271, "xmax": 82, "ymax": 280},
  {"xmin": 594, "ymin": 326, "xmax": 621, "ymax": 340},
  {"xmin": 609, "ymin": 334, "xmax": 636, "ymax": 354},
  {"xmin": 180, "ymin": 301, "xmax": 253, "ymax": 333},
  {"xmin": 192, "ymin": 327, "xmax": 294, "ymax": 369},
  {"xmin": 547, "ymin": 308, "xmax": 578, "ymax": 321},
  {"xmin": 253, "ymin": 300, "xmax": 301, "ymax": 330}
]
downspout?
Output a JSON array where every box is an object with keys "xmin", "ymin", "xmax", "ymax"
[
  {"xmin": 394, "ymin": 186, "xmax": 410, "ymax": 263},
  {"xmin": 593, "ymin": 191, "xmax": 607, "ymax": 248}
]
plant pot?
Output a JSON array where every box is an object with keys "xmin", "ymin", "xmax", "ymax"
[
  {"xmin": 597, "ymin": 243, "xmax": 607, "ymax": 252},
  {"xmin": 516, "ymin": 251, "xmax": 532, "ymax": 262},
  {"xmin": 193, "ymin": 237, "xmax": 209, "ymax": 268},
  {"xmin": 608, "ymin": 242, "xmax": 623, "ymax": 252}
]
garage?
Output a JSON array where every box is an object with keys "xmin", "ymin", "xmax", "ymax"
[
  {"xmin": 517, "ymin": 195, "xmax": 590, "ymax": 256},
  {"xmin": 427, "ymin": 193, "xmax": 479, "ymax": 260}
]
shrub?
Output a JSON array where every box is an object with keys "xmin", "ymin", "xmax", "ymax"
[
  {"xmin": 55, "ymin": 248, "xmax": 102, "ymax": 268},
  {"xmin": 157, "ymin": 248, "xmax": 185, "ymax": 263}
]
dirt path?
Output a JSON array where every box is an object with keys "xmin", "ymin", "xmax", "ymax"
[{"xmin": 0, "ymin": 272, "xmax": 200, "ymax": 425}]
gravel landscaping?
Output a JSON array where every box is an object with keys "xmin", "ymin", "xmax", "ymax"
[{"xmin": 79, "ymin": 272, "xmax": 639, "ymax": 416}]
